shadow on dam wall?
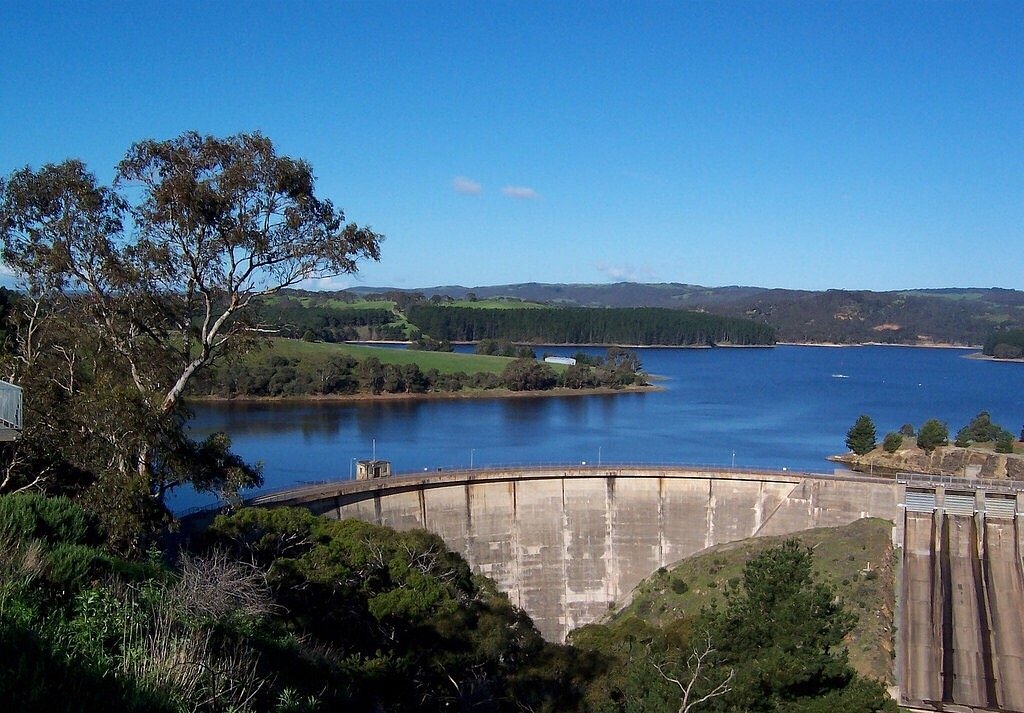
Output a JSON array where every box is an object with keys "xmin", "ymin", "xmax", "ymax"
[{"xmin": 254, "ymin": 467, "xmax": 900, "ymax": 642}]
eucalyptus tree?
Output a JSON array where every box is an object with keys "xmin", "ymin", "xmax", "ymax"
[{"xmin": 0, "ymin": 132, "xmax": 382, "ymax": 545}]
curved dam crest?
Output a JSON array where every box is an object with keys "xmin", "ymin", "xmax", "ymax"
[{"xmin": 252, "ymin": 466, "xmax": 900, "ymax": 642}]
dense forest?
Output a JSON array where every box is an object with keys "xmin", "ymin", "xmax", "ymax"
[
  {"xmin": 253, "ymin": 292, "xmax": 776, "ymax": 347},
  {"xmin": 406, "ymin": 305, "xmax": 776, "ymax": 345},
  {"xmin": 351, "ymin": 283, "xmax": 1024, "ymax": 346}
]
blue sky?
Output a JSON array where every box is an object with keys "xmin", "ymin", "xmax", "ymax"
[{"xmin": 1, "ymin": 1, "xmax": 1021, "ymax": 291}]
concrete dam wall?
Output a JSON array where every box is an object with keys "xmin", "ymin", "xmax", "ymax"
[{"xmin": 255, "ymin": 467, "xmax": 899, "ymax": 641}]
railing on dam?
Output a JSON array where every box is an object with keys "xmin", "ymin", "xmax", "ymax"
[
  {"xmin": 245, "ymin": 462, "xmax": 891, "ymax": 506},
  {"xmin": 178, "ymin": 462, "xmax": 876, "ymax": 518},
  {"xmin": 897, "ymin": 471, "xmax": 1024, "ymax": 494}
]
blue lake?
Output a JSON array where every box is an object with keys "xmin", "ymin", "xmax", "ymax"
[{"xmin": 171, "ymin": 345, "xmax": 1024, "ymax": 512}]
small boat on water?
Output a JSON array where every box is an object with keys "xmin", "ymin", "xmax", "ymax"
[{"xmin": 831, "ymin": 373, "xmax": 849, "ymax": 379}]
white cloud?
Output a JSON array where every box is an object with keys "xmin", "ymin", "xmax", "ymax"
[
  {"xmin": 594, "ymin": 262, "xmax": 657, "ymax": 283},
  {"xmin": 297, "ymin": 275, "xmax": 361, "ymax": 291},
  {"xmin": 501, "ymin": 185, "xmax": 540, "ymax": 200},
  {"xmin": 452, "ymin": 176, "xmax": 483, "ymax": 195}
]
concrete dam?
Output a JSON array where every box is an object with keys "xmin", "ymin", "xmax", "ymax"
[
  {"xmin": 252, "ymin": 466, "xmax": 1024, "ymax": 710},
  {"xmin": 252, "ymin": 466, "xmax": 900, "ymax": 641}
]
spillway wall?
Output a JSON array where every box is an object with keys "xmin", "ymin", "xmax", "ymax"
[{"xmin": 901, "ymin": 507, "xmax": 1024, "ymax": 711}]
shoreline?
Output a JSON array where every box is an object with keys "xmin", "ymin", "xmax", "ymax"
[
  {"xmin": 965, "ymin": 352, "xmax": 1024, "ymax": 363},
  {"xmin": 188, "ymin": 383, "xmax": 662, "ymax": 406},
  {"xmin": 349, "ymin": 340, "xmax": 771, "ymax": 349},
  {"xmin": 353, "ymin": 339, "xmax": 982, "ymax": 350},
  {"xmin": 778, "ymin": 341, "xmax": 981, "ymax": 350}
]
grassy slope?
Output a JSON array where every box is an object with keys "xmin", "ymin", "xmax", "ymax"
[
  {"xmin": 607, "ymin": 518, "xmax": 895, "ymax": 683},
  {"xmin": 260, "ymin": 338, "xmax": 516, "ymax": 374},
  {"xmin": 251, "ymin": 337, "xmax": 572, "ymax": 376}
]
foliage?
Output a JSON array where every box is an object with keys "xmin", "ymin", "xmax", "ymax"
[
  {"xmin": 205, "ymin": 506, "xmax": 587, "ymax": 711},
  {"xmin": 845, "ymin": 415, "xmax": 876, "ymax": 455},
  {"xmin": 192, "ymin": 338, "xmax": 646, "ymax": 397},
  {"xmin": 0, "ymin": 492, "xmax": 101, "ymax": 545},
  {"xmin": 476, "ymin": 338, "xmax": 536, "ymax": 358},
  {"xmin": 695, "ymin": 540, "xmax": 893, "ymax": 712},
  {"xmin": 344, "ymin": 284, "xmax": 1024, "ymax": 346},
  {"xmin": 571, "ymin": 535, "xmax": 895, "ymax": 713},
  {"xmin": 983, "ymin": 329, "xmax": 1024, "ymax": 359},
  {"xmin": 917, "ymin": 419, "xmax": 949, "ymax": 453},
  {"xmin": 954, "ymin": 411, "xmax": 1007, "ymax": 446},
  {"xmin": 881, "ymin": 432, "xmax": 903, "ymax": 453},
  {"xmin": 0, "ymin": 133, "xmax": 382, "ymax": 547},
  {"xmin": 501, "ymin": 358, "xmax": 559, "ymax": 391},
  {"xmin": 995, "ymin": 431, "xmax": 1015, "ymax": 454},
  {"xmin": 410, "ymin": 334, "xmax": 453, "ymax": 352},
  {"xmin": 407, "ymin": 304, "xmax": 776, "ymax": 346}
]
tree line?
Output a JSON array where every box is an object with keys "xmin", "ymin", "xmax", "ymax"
[
  {"xmin": 190, "ymin": 347, "xmax": 645, "ymax": 398},
  {"xmin": 846, "ymin": 411, "xmax": 1021, "ymax": 456},
  {"xmin": 406, "ymin": 305, "xmax": 776, "ymax": 345}
]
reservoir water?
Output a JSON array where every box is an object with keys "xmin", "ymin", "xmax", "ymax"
[{"xmin": 172, "ymin": 345, "xmax": 1024, "ymax": 511}]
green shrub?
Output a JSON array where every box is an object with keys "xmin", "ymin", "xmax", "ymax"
[
  {"xmin": 0, "ymin": 493, "xmax": 101, "ymax": 546},
  {"xmin": 882, "ymin": 432, "xmax": 903, "ymax": 453},
  {"xmin": 670, "ymin": 578, "xmax": 688, "ymax": 594},
  {"xmin": 996, "ymin": 431, "xmax": 1015, "ymax": 454},
  {"xmin": 44, "ymin": 543, "xmax": 110, "ymax": 592}
]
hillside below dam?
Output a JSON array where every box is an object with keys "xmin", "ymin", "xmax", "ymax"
[{"xmin": 250, "ymin": 466, "xmax": 1024, "ymax": 711}]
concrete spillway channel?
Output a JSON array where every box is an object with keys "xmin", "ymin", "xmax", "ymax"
[{"xmin": 900, "ymin": 496, "xmax": 1024, "ymax": 711}]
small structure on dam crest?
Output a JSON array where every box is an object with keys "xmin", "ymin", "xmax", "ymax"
[{"xmin": 356, "ymin": 459, "xmax": 392, "ymax": 480}]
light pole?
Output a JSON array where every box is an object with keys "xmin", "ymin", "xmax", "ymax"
[
  {"xmin": 731, "ymin": 451, "xmax": 735, "ymax": 468},
  {"xmin": 470, "ymin": 448, "xmax": 475, "ymax": 469},
  {"xmin": 598, "ymin": 446, "xmax": 602, "ymax": 466}
]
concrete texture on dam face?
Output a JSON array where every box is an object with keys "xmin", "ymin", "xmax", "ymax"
[
  {"xmin": 900, "ymin": 503, "xmax": 1024, "ymax": 712},
  {"xmin": 259, "ymin": 468, "xmax": 899, "ymax": 641}
]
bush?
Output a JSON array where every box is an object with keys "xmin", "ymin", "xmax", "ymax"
[
  {"xmin": 955, "ymin": 411, "xmax": 1005, "ymax": 446},
  {"xmin": 670, "ymin": 578, "xmax": 689, "ymax": 595},
  {"xmin": 0, "ymin": 493, "xmax": 101, "ymax": 546},
  {"xmin": 995, "ymin": 431, "xmax": 1016, "ymax": 454},
  {"xmin": 882, "ymin": 432, "xmax": 903, "ymax": 453},
  {"xmin": 45, "ymin": 543, "xmax": 111, "ymax": 592}
]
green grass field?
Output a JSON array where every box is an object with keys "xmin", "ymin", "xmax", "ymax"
[
  {"xmin": 261, "ymin": 295, "xmax": 398, "ymax": 311},
  {"xmin": 254, "ymin": 337, "xmax": 525, "ymax": 375},
  {"xmin": 444, "ymin": 298, "xmax": 548, "ymax": 309}
]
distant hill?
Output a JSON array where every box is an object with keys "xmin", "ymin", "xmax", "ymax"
[{"xmin": 347, "ymin": 283, "xmax": 1024, "ymax": 346}]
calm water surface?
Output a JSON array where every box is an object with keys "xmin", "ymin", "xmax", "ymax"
[{"xmin": 172, "ymin": 345, "xmax": 1024, "ymax": 511}]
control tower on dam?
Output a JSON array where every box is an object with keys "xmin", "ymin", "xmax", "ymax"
[{"xmin": 251, "ymin": 465, "xmax": 900, "ymax": 641}]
